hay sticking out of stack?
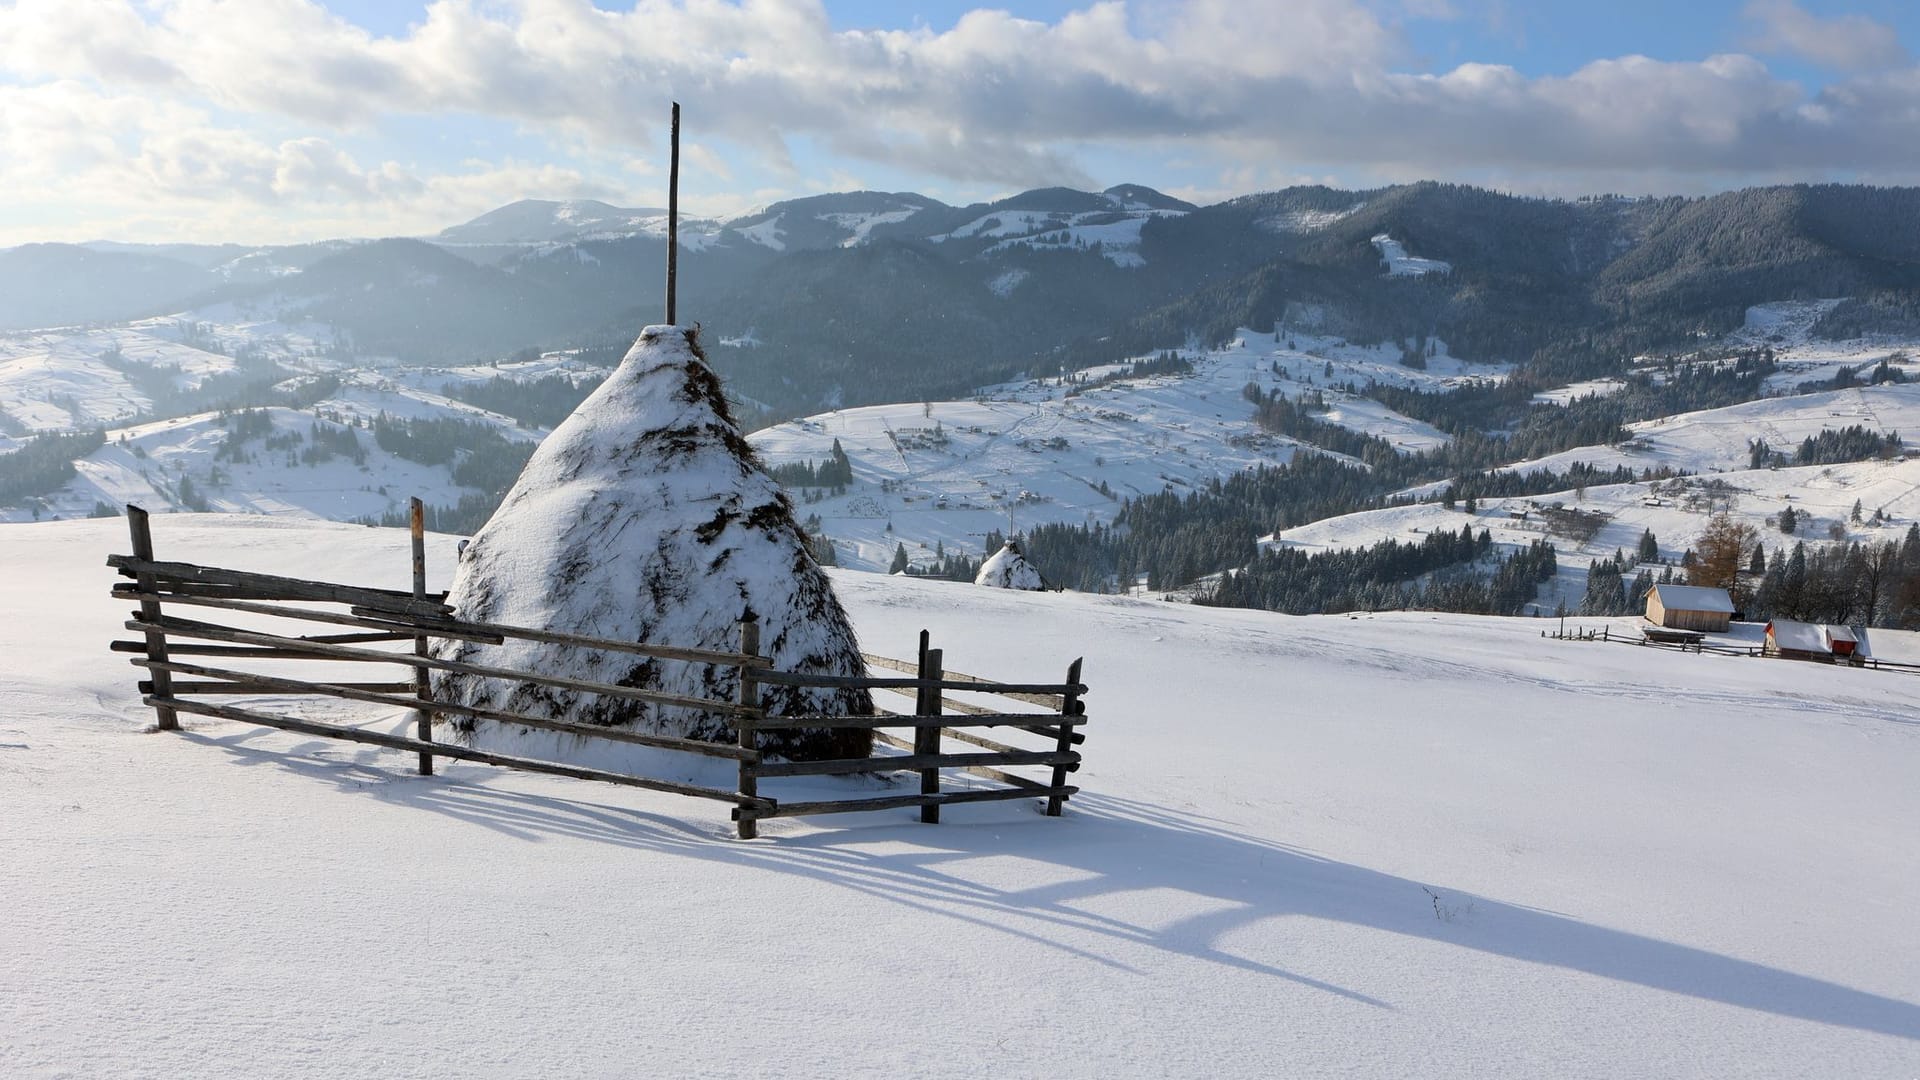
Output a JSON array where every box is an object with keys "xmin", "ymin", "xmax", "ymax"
[{"xmin": 434, "ymin": 325, "xmax": 871, "ymax": 763}]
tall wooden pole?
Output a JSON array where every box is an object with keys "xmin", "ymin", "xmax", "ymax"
[
  {"xmin": 1046, "ymin": 658, "xmax": 1084, "ymax": 816},
  {"xmin": 410, "ymin": 497, "xmax": 434, "ymax": 776},
  {"xmin": 666, "ymin": 101, "xmax": 680, "ymax": 326},
  {"xmin": 914, "ymin": 630, "xmax": 943, "ymax": 824},
  {"xmin": 735, "ymin": 618, "xmax": 760, "ymax": 840},
  {"xmin": 127, "ymin": 505, "xmax": 178, "ymax": 731}
]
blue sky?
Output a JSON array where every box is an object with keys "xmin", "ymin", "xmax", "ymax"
[{"xmin": 3, "ymin": 0, "xmax": 1919, "ymax": 244}]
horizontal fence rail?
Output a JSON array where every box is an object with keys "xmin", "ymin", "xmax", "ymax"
[{"xmin": 110, "ymin": 503, "xmax": 1090, "ymax": 839}]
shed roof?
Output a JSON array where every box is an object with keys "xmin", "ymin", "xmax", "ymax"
[
  {"xmin": 1767, "ymin": 619, "xmax": 1828, "ymax": 653},
  {"xmin": 1649, "ymin": 584, "xmax": 1735, "ymax": 613}
]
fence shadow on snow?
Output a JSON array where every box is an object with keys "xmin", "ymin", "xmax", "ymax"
[{"xmin": 183, "ymin": 723, "xmax": 1920, "ymax": 1042}]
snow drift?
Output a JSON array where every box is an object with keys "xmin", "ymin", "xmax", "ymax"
[
  {"xmin": 434, "ymin": 325, "xmax": 872, "ymax": 761},
  {"xmin": 975, "ymin": 540, "xmax": 1046, "ymax": 590}
]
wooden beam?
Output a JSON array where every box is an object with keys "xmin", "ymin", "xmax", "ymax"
[
  {"xmin": 866, "ymin": 685, "xmax": 1087, "ymax": 742},
  {"xmin": 755, "ymin": 670, "xmax": 1085, "ymax": 696},
  {"xmin": 144, "ymin": 695, "xmax": 772, "ymax": 810},
  {"xmin": 746, "ymin": 711, "xmax": 1085, "ymax": 730},
  {"xmin": 138, "ymin": 679, "xmax": 416, "ymax": 695},
  {"xmin": 1047, "ymin": 657, "xmax": 1085, "ymax": 817},
  {"xmin": 125, "ymin": 506, "xmax": 177, "ymax": 731},
  {"xmin": 410, "ymin": 496, "xmax": 434, "ymax": 776},
  {"xmin": 862, "ymin": 653, "xmax": 1071, "ymax": 709},
  {"xmin": 108, "ymin": 555, "xmax": 451, "ymax": 616},
  {"xmin": 117, "ymin": 578, "xmax": 770, "ymax": 667},
  {"xmin": 759, "ymin": 785, "xmax": 1074, "ymax": 819},
  {"xmin": 754, "ymin": 748, "xmax": 1077, "ymax": 779},
  {"xmin": 131, "ymin": 657, "xmax": 759, "ymax": 761},
  {"xmin": 126, "ymin": 615, "xmax": 760, "ymax": 718},
  {"xmin": 113, "ymin": 639, "xmax": 410, "ymax": 660},
  {"xmin": 665, "ymin": 101, "xmax": 680, "ymax": 326},
  {"xmin": 735, "ymin": 619, "xmax": 761, "ymax": 840},
  {"xmin": 915, "ymin": 633, "xmax": 942, "ymax": 824},
  {"xmin": 113, "ymin": 587, "xmax": 499, "ymax": 644}
]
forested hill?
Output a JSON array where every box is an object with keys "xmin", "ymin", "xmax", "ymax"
[{"xmin": 8, "ymin": 182, "xmax": 1920, "ymax": 419}]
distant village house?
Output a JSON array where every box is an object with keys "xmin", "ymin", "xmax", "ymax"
[
  {"xmin": 1764, "ymin": 620, "xmax": 1866, "ymax": 663},
  {"xmin": 1644, "ymin": 584, "xmax": 1735, "ymax": 633}
]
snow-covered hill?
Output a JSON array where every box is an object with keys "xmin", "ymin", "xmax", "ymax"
[
  {"xmin": 4, "ymin": 515, "xmax": 1917, "ymax": 1077},
  {"xmin": 746, "ymin": 328, "xmax": 1501, "ymax": 571}
]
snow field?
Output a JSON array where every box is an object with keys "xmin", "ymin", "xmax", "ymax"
[
  {"xmin": 2, "ymin": 515, "xmax": 1917, "ymax": 1078},
  {"xmin": 748, "ymin": 328, "xmax": 1501, "ymax": 573}
]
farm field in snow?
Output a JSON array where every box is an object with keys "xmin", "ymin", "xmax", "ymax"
[{"xmin": 2, "ymin": 515, "xmax": 1916, "ymax": 1078}]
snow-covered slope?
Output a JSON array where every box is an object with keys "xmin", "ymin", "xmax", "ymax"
[
  {"xmin": 1371, "ymin": 234, "xmax": 1451, "ymax": 276},
  {"xmin": 4, "ymin": 515, "xmax": 1918, "ymax": 1078},
  {"xmin": 748, "ymin": 328, "xmax": 1503, "ymax": 572}
]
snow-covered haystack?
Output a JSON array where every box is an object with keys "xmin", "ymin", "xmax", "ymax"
[
  {"xmin": 434, "ymin": 325, "xmax": 872, "ymax": 762},
  {"xmin": 975, "ymin": 539, "xmax": 1046, "ymax": 590}
]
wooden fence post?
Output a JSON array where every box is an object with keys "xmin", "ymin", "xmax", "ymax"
[
  {"xmin": 914, "ymin": 630, "xmax": 943, "ymax": 824},
  {"xmin": 410, "ymin": 498, "xmax": 433, "ymax": 776},
  {"xmin": 1046, "ymin": 658, "xmax": 1084, "ymax": 817},
  {"xmin": 736, "ymin": 618, "xmax": 761, "ymax": 840},
  {"xmin": 126, "ymin": 505, "xmax": 178, "ymax": 731}
]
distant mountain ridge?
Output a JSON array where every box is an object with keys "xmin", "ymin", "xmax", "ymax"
[{"xmin": 7, "ymin": 181, "xmax": 1920, "ymax": 421}]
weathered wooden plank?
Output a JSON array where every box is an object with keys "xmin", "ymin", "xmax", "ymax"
[
  {"xmin": 759, "ymin": 785, "xmax": 1076, "ymax": 819},
  {"xmin": 871, "ymin": 731, "xmax": 1053, "ymax": 791},
  {"xmin": 132, "ymin": 657, "xmax": 759, "ymax": 762},
  {"xmin": 345, "ymin": 607, "xmax": 770, "ymax": 668},
  {"xmin": 937, "ymin": 666, "xmax": 1069, "ymax": 710},
  {"xmin": 938, "ymin": 726, "xmax": 1035, "ymax": 756},
  {"xmin": 860, "ymin": 652, "xmax": 916, "ymax": 675},
  {"xmin": 870, "ymin": 730, "xmax": 913, "ymax": 753},
  {"xmin": 736, "ymin": 619, "xmax": 763, "ymax": 840},
  {"xmin": 754, "ymin": 748, "xmax": 1077, "ymax": 779},
  {"xmin": 143, "ymin": 695, "xmax": 772, "ymax": 810},
  {"xmin": 1047, "ymin": 658, "xmax": 1085, "ymax": 817},
  {"xmin": 864, "ymin": 653, "xmax": 1071, "ymax": 709},
  {"xmin": 125, "ymin": 506, "xmax": 176, "ymax": 731},
  {"xmin": 126, "ymin": 616, "xmax": 759, "ymax": 718},
  {"xmin": 748, "ymin": 712, "xmax": 1085, "ymax": 730},
  {"xmin": 108, "ymin": 554, "xmax": 452, "ymax": 615},
  {"xmin": 114, "ymin": 630, "xmax": 408, "ymax": 650},
  {"xmin": 869, "ymin": 685, "xmax": 1087, "ymax": 743},
  {"xmin": 116, "ymin": 579, "xmax": 766, "ymax": 668},
  {"xmin": 114, "ymin": 588, "xmax": 508, "ymax": 645},
  {"xmin": 410, "ymin": 497, "xmax": 434, "ymax": 777},
  {"xmin": 113, "ymin": 640, "xmax": 406, "ymax": 660},
  {"xmin": 755, "ymin": 670, "xmax": 1085, "ymax": 696},
  {"xmin": 915, "ymin": 636, "xmax": 943, "ymax": 824},
  {"xmin": 138, "ymin": 679, "xmax": 416, "ymax": 695}
]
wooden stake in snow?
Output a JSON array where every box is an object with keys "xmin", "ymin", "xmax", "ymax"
[
  {"xmin": 126, "ymin": 505, "xmax": 178, "ymax": 732},
  {"xmin": 666, "ymin": 101, "xmax": 680, "ymax": 326},
  {"xmin": 410, "ymin": 496, "xmax": 434, "ymax": 776}
]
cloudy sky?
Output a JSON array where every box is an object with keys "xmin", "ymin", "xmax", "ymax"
[{"xmin": 3, "ymin": 0, "xmax": 1919, "ymax": 245}]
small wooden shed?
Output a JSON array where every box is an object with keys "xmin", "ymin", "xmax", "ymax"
[
  {"xmin": 1764, "ymin": 620, "xmax": 1867, "ymax": 662},
  {"xmin": 1645, "ymin": 584, "xmax": 1735, "ymax": 633}
]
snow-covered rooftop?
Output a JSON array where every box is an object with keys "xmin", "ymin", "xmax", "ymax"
[{"xmin": 1650, "ymin": 584, "xmax": 1736, "ymax": 613}]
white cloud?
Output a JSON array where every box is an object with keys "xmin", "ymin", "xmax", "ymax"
[
  {"xmin": 1743, "ymin": 0, "xmax": 1908, "ymax": 73},
  {"xmin": 4, "ymin": 0, "xmax": 1920, "ymax": 242}
]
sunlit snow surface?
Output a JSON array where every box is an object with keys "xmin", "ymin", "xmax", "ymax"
[
  {"xmin": 3, "ymin": 514, "xmax": 1917, "ymax": 1078},
  {"xmin": 748, "ymin": 329, "xmax": 1501, "ymax": 572}
]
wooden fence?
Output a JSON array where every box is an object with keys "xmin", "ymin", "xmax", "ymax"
[
  {"xmin": 108, "ymin": 502, "xmax": 1088, "ymax": 839},
  {"xmin": 1545, "ymin": 620, "xmax": 1920, "ymax": 671}
]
